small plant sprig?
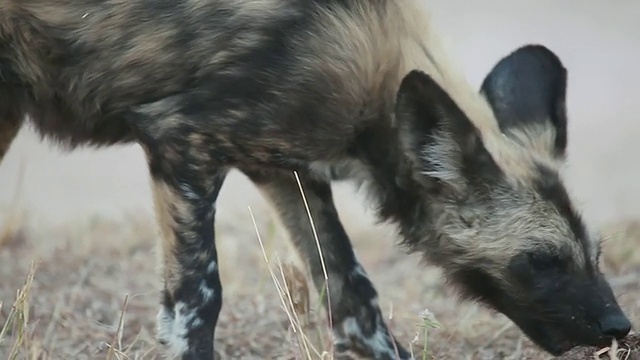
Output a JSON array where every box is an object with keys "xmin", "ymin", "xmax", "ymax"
[{"xmin": 410, "ymin": 308, "xmax": 441, "ymax": 360}]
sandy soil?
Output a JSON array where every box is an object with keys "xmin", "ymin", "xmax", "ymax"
[{"xmin": 1, "ymin": 1, "xmax": 639, "ymax": 359}]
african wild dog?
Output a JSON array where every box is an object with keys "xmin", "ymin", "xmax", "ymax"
[{"xmin": 0, "ymin": 0, "xmax": 633, "ymax": 359}]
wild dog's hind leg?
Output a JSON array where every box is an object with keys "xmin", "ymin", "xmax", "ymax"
[
  {"xmin": 243, "ymin": 169, "xmax": 410, "ymax": 360},
  {"xmin": 135, "ymin": 106, "xmax": 228, "ymax": 359}
]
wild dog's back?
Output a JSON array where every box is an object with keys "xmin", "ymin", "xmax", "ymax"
[
  {"xmin": 0, "ymin": 0, "xmax": 309, "ymax": 147},
  {"xmin": 0, "ymin": 0, "xmax": 464, "ymax": 158}
]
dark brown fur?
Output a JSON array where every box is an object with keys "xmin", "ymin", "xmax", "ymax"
[{"xmin": 0, "ymin": 1, "xmax": 632, "ymax": 359}]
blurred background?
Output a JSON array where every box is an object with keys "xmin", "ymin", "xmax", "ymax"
[{"xmin": 0, "ymin": 1, "xmax": 639, "ymax": 358}]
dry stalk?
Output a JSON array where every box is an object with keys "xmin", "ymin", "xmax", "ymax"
[
  {"xmin": 105, "ymin": 294, "xmax": 129, "ymax": 360},
  {"xmin": 248, "ymin": 206, "xmax": 321, "ymax": 359},
  {"xmin": 42, "ymin": 294, "xmax": 63, "ymax": 349},
  {"xmin": 292, "ymin": 170, "xmax": 334, "ymax": 356},
  {"xmin": 0, "ymin": 261, "xmax": 37, "ymax": 360},
  {"xmin": 275, "ymin": 254, "xmax": 324, "ymax": 358},
  {"xmin": 280, "ymin": 262, "xmax": 311, "ymax": 321}
]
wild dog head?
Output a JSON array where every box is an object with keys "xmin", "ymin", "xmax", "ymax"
[{"xmin": 394, "ymin": 44, "xmax": 632, "ymax": 355}]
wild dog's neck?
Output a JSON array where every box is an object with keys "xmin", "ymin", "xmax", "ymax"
[{"xmin": 353, "ymin": 123, "xmax": 433, "ymax": 252}]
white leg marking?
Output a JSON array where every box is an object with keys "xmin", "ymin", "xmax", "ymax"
[
  {"xmin": 335, "ymin": 316, "xmax": 399, "ymax": 358},
  {"xmin": 206, "ymin": 261, "xmax": 217, "ymax": 274},
  {"xmin": 199, "ymin": 280, "xmax": 215, "ymax": 302},
  {"xmin": 179, "ymin": 182, "xmax": 200, "ymax": 201},
  {"xmin": 156, "ymin": 305, "xmax": 174, "ymax": 344},
  {"xmin": 332, "ymin": 263, "xmax": 407, "ymax": 358},
  {"xmin": 156, "ymin": 302, "xmax": 202, "ymax": 358},
  {"xmin": 334, "ymin": 264, "xmax": 396, "ymax": 359}
]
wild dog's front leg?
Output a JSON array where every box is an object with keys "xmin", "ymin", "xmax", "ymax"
[
  {"xmin": 140, "ymin": 130, "xmax": 228, "ymax": 360},
  {"xmin": 150, "ymin": 172, "xmax": 227, "ymax": 360},
  {"xmin": 134, "ymin": 96, "xmax": 230, "ymax": 359},
  {"xmin": 244, "ymin": 169, "xmax": 410, "ymax": 360}
]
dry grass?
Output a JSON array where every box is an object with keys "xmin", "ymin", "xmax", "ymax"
[
  {"xmin": 556, "ymin": 333, "xmax": 640, "ymax": 360},
  {"xmin": 1, "ymin": 177, "xmax": 639, "ymax": 359}
]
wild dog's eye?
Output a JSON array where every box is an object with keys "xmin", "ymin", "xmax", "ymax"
[{"xmin": 526, "ymin": 251, "xmax": 564, "ymax": 271}]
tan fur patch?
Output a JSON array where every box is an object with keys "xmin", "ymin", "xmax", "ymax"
[
  {"xmin": 231, "ymin": 0, "xmax": 287, "ymax": 18},
  {"xmin": 437, "ymin": 196, "xmax": 587, "ymax": 280},
  {"xmin": 303, "ymin": 0, "xmax": 554, "ymax": 188},
  {"xmin": 507, "ymin": 123, "xmax": 563, "ymax": 163},
  {"xmin": 151, "ymin": 180, "xmax": 194, "ymax": 293}
]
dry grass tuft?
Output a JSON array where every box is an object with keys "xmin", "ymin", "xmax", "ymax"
[
  {"xmin": 0, "ymin": 261, "xmax": 37, "ymax": 360},
  {"xmin": 248, "ymin": 195, "xmax": 332, "ymax": 360},
  {"xmin": 104, "ymin": 295, "xmax": 130, "ymax": 360}
]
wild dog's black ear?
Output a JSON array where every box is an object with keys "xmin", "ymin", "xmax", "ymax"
[
  {"xmin": 480, "ymin": 44, "xmax": 568, "ymax": 159},
  {"xmin": 395, "ymin": 70, "xmax": 501, "ymax": 188}
]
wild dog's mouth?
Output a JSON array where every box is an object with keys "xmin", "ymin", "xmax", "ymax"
[
  {"xmin": 542, "ymin": 335, "xmax": 621, "ymax": 356},
  {"xmin": 512, "ymin": 316, "xmax": 623, "ymax": 356},
  {"xmin": 547, "ymin": 339, "xmax": 576, "ymax": 356}
]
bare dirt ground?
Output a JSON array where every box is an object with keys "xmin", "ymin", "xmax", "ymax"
[{"xmin": 1, "ymin": 1, "xmax": 640, "ymax": 359}]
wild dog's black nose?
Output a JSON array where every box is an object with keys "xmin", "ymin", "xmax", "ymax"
[{"xmin": 598, "ymin": 313, "xmax": 632, "ymax": 339}]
